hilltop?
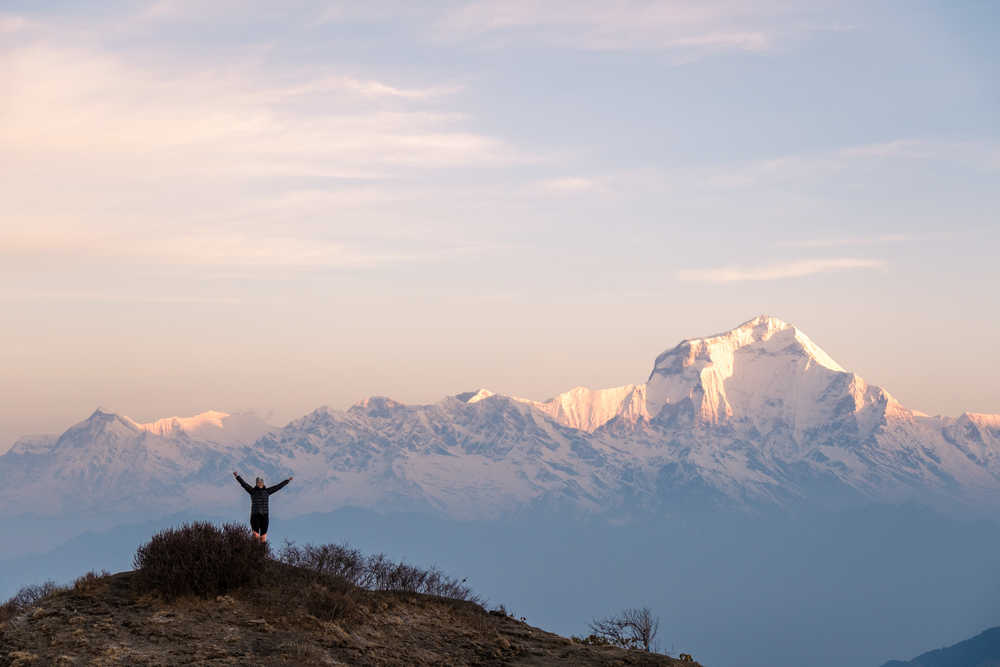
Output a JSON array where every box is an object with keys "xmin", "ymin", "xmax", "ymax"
[
  {"xmin": 0, "ymin": 571, "xmax": 694, "ymax": 666},
  {"xmin": 0, "ymin": 542, "xmax": 700, "ymax": 667}
]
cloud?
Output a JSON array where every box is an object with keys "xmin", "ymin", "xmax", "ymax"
[
  {"xmin": 131, "ymin": 1, "xmax": 823, "ymax": 60},
  {"xmin": 134, "ymin": 235, "xmax": 403, "ymax": 268},
  {"xmin": 0, "ymin": 290, "xmax": 244, "ymax": 305},
  {"xmin": 0, "ymin": 40, "xmax": 532, "ymax": 269},
  {"xmin": 0, "ymin": 47, "xmax": 506, "ymax": 166},
  {"xmin": 340, "ymin": 77, "xmax": 460, "ymax": 99},
  {"xmin": 648, "ymin": 139, "xmax": 1000, "ymax": 194},
  {"xmin": 261, "ymin": 75, "xmax": 459, "ymax": 102},
  {"xmin": 537, "ymin": 177, "xmax": 598, "ymax": 193},
  {"xmin": 0, "ymin": 224, "xmax": 487, "ymax": 270},
  {"xmin": 676, "ymin": 257, "xmax": 887, "ymax": 283},
  {"xmin": 435, "ymin": 0, "xmax": 831, "ymax": 56},
  {"xmin": 0, "ymin": 15, "xmax": 29, "ymax": 33},
  {"xmin": 777, "ymin": 234, "xmax": 913, "ymax": 248}
]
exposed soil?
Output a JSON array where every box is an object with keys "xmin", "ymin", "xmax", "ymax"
[{"xmin": 0, "ymin": 571, "xmax": 702, "ymax": 666}]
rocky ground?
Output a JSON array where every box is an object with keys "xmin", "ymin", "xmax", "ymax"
[{"xmin": 0, "ymin": 571, "xmax": 700, "ymax": 666}]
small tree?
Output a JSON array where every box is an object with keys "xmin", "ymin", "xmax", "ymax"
[{"xmin": 589, "ymin": 606, "xmax": 660, "ymax": 651}]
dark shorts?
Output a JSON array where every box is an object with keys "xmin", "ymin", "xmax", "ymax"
[{"xmin": 250, "ymin": 513, "xmax": 269, "ymax": 535}]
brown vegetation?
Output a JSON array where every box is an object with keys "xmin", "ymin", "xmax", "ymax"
[
  {"xmin": 588, "ymin": 607, "xmax": 661, "ymax": 651},
  {"xmin": 0, "ymin": 525, "xmax": 702, "ymax": 666},
  {"xmin": 132, "ymin": 522, "xmax": 268, "ymax": 599}
]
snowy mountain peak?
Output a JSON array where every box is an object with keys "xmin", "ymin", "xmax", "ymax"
[
  {"xmin": 70, "ymin": 407, "xmax": 271, "ymax": 446},
  {"xmin": 350, "ymin": 396, "xmax": 405, "ymax": 418},
  {"xmin": 124, "ymin": 410, "xmax": 230, "ymax": 436},
  {"xmin": 645, "ymin": 316, "xmax": 860, "ymax": 426},
  {"xmin": 82, "ymin": 407, "xmax": 140, "ymax": 430},
  {"xmin": 7, "ymin": 434, "xmax": 58, "ymax": 456},
  {"xmin": 523, "ymin": 385, "xmax": 649, "ymax": 432},
  {"xmin": 965, "ymin": 412, "xmax": 1000, "ymax": 430},
  {"xmin": 651, "ymin": 315, "xmax": 845, "ymax": 377},
  {"xmin": 447, "ymin": 317, "xmax": 858, "ymax": 433},
  {"xmin": 3, "ymin": 315, "xmax": 999, "ymax": 521},
  {"xmin": 129, "ymin": 410, "xmax": 273, "ymax": 445},
  {"xmin": 457, "ymin": 389, "xmax": 495, "ymax": 404},
  {"xmin": 88, "ymin": 407, "xmax": 126, "ymax": 422}
]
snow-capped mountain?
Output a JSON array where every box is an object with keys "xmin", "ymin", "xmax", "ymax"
[
  {"xmin": 125, "ymin": 410, "xmax": 273, "ymax": 446},
  {"xmin": 0, "ymin": 410, "xmax": 275, "ymax": 516},
  {"xmin": 2, "ymin": 316, "xmax": 998, "ymax": 520}
]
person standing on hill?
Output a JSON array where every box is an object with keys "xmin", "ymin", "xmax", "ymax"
[{"xmin": 232, "ymin": 472, "xmax": 293, "ymax": 543}]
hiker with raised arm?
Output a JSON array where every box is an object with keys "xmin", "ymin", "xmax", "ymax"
[{"xmin": 232, "ymin": 472, "xmax": 293, "ymax": 543}]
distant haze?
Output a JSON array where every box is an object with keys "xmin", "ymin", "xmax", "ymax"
[{"xmin": 2, "ymin": 1, "xmax": 998, "ymax": 451}]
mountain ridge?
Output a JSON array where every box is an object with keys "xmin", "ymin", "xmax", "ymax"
[
  {"xmin": 2, "ymin": 315, "xmax": 998, "ymax": 521},
  {"xmin": 881, "ymin": 626, "xmax": 1000, "ymax": 666}
]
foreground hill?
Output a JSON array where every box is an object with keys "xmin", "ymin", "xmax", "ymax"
[
  {"xmin": 881, "ymin": 626, "xmax": 1000, "ymax": 667},
  {"xmin": 0, "ymin": 569, "xmax": 696, "ymax": 666}
]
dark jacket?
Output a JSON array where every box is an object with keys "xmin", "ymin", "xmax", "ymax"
[{"xmin": 236, "ymin": 475, "xmax": 290, "ymax": 515}]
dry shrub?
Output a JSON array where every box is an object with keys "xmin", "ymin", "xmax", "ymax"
[
  {"xmin": 589, "ymin": 606, "xmax": 660, "ymax": 651},
  {"xmin": 0, "ymin": 581, "xmax": 60, "ymax": 623},
  {"xmin": 279, "ymin": 540, "xmax": 479, "ymax": 603},
  {"xmin": 133, "ymin": 522, "xmax": 267, "ymax": 599},
  {"xmin": 73, "ymin": 570, "xmax": 111, "ymax": 595},
  {"xmin": 245, "ymin": 556, "xmax": 358, "ymax": 624},
  {"xmin": 304, "ymin": 581, "xmax": 356, "ymax": 621},
  {"xmin": 279, "ymin": 542, "xmax": 368, "ymax": 585}
]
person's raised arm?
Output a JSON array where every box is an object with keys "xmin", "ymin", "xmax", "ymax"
[
  {"xmin": 267, "ymin": 477, "xmax": 292, "ymax": 495},
  {"xmin": 233, "ymin": 471, "xmax": 253, "ymax": 493}
]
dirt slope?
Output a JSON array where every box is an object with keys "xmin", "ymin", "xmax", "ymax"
[{"xmin": 0, "ymin": 571, "xmax": 701, "ymax": 666}]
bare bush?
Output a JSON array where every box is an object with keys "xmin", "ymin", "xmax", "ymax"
[
  {"xmin": 279, "ymin": 541, "xmax": 370, "ymax": 587},
  {"xmin": 589, "ymin": 606, "xmax": 660, "ymax": 651},
  {"xmin": 278, "ymin": 540, "xmax": 478, "ymax": 603},
  {"xmin": 0, "ymin": 581, "xmax": 60, "ymax": 623}
]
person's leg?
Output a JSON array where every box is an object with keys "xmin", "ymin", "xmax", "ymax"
[
  {"xmin": 259, "ymin": 514, "xmax": 269, "ymax": 543},
  {"xmin": 250, "ymin": 513, "xmax": 263, "ymax": 541}
]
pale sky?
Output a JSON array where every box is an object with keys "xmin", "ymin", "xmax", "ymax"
[{"xmin": 1, "ymin": 1, "xmax": 998, "ymax": 450}]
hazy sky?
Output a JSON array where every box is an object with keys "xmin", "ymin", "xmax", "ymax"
[{"xmin": 2, "ymin": 0, "xmax": 998, "ymax": 450}]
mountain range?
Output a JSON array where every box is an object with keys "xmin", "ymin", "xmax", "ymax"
[
  {"xmin": 882, "ymin": 626, "xmax": 1000, "ymax": 666},
  {"xmin": 3, "ymin": 315, "xmax": 998, "ymax": 521}
]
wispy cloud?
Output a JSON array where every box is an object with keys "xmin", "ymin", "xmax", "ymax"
[
  {"xmin": 676, "ymin": 257, "xmax": 887, "ymax": 283},
  {"xmin": 537, "ymin": 177, "xmax": 599, "ymax": 194},
  {"xmin": 0, "ymin": 225, "xmax": 491, "ymax": 270},
  {"xmin": 261, "ymin": 75, "xmax": 460, "ymax": 102},
  {"xmin": 0, "ymin": 290, "xmax": 244, "ymax": 305},
  {"xmin": 634, "ymin": 139, "xmax": 1000, "ymax": 195},
  {"xmin": 0, "ymin": 46, "xmax": 507, "ymax": 165},
  {"xmin": 0, "ymin": 39, "xmax": 530, "ymax": 269},
  {"xmin": 435, "ymin": 0, "xmax": 832, "ymax": 57},
  {"xmin": 133, "ymin": 1, "xmax": 829, "ymax": 60},
  {"xmin": 778, "ymin": 234, "xmax": 913, "ymax": 248},
  {"xmin": 0, "ymin": 14, "xmax": 30, "ymax": 33}
]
